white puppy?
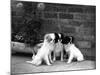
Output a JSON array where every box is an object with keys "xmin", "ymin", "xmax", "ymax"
[
  {"xmin": 63, "ymin": 36, "xmax": 84, "ymax": 63},
  {"xmin": 27, "ymin": 33, "xmax": 55, "ymax": 65}
]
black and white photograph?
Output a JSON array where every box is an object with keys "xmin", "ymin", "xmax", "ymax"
[{"xmin": 11, "ymin": 0, "xmax": 96, "ymax": 74}]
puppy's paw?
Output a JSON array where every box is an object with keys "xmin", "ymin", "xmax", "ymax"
[
  {"xmin": 77, "ymin": 57, "xmax": 84, "ymax": 62},
  {"xmin": 61, "ymin": 59, "xmax": 64, "ymax": 61},
  {"xmin": 50, "ymin": 60, "xmax": 54, "ymax": 64},
  {"xmin": 47, "ymin": 63, "xmax": 52, "ymax": 66},
  {"xmin": 48, "ymin": 64, "xmax": 52, "ymax": 66},
  {"xmin": 53, "ymin": 59, "xmax": 56, "ymax": 62},
  {"xmin": 67, "ymin": 61, "xmax": 71, "ymax": 64},
  {"xmin": 51, "ymin": 61, "xmax": 54, "ymax": 64}
]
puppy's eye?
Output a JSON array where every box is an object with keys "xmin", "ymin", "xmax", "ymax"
[
  {"xmin": 48, "ymin": 38, "xmax": 52, "ymax": 42},
  {"xmin": 45, "ymin": 36, "xmax": 52, "ymax": 42}
]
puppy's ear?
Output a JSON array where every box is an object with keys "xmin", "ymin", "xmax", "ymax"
[
  {"xmin": 69, "ymin": 37, "xmax": 72, "ymax": 43},
  {"xmin": 59, "ymin": 33, "xmax": 64, "ymax": 42},
  {"xmin": 54, "ymin": 33, "xmax": 59, "ymax": 43},
  {"xmin": 61, "ymin": 36, "xmax": 70, "ymax": 44},
  {"xmin": 69, "ymin": 36, "xmax": 74, "ymax": 43}
]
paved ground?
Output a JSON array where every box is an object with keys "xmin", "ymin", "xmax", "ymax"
[{"xmin": 11, "ymin": 53, "xmax": 96, "ymax": 74}]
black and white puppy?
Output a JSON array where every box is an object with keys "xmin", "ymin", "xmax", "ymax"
[
  {"xmin": 53, "ymin": 33, "xmax": 64, "ymax": 62},
  {"xmin": 27, "ymin": 33, "xmax": 56, "ymax": 65},
  {"xmin": 63, "ymin": 36, "xmax": 84, "ymax": 63}
]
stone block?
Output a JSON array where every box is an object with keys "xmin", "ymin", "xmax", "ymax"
[
  {"xmin": 59, "ymin": 13, "xmax": 73, "ymax": 19},
  {"xmin": 62, "ymin": 27, "xmax": 75, "ymax": 33},
  {"xmin": 77, "ymin": 41, "xmax": 91, "ymax": 48},
  {"xmin": 74, "ymin": 13, "xmax": 89, "ymax": 20},
  {"xmin": 68, "ymin": 7, "xmax": 84, "ymax": 13},
  {"xmin": 44, "ymin": 12, "xmax": 57, "ymax": 19},
  {"xmin": 84, "ymin": 7, "xmax": 96, "ymax": 13}
]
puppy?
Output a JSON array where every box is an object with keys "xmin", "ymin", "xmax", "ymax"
[
  {"xmin": 27, "ymin": 33, "xmax": 56, "ymax": 65},
  {"xmin": 53, "ymin": 33, "xmax": 64, "ymax": 62},
  {"xmin": 63, "ymin": 36, "xmax": 84, "ymax": 63}
]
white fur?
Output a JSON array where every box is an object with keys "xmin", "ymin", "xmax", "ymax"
[
  {"xmin": 64, "ymin": 43, "xmax": 84, "ymax": 63},
  {"xmin": 27, "ymin": 33, "xmax": 55, "ymax": 65},
  {"xmin": 53, "ymin": 41, "xmax": 64, "ymax": 62}
]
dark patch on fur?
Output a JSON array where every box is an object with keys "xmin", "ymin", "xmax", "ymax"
[
  {"xmin": 62, "ymin": 36, "xmax": 71, "ymax": 44},
  {"xmin": 62, "ymin": 36, "xmax": 74, "ymax": 44},
  {"xmin": 59, "ymin": 33, "xmax": 64, "ymax": 42},
  {"xmin": 54, "ymin": 33, "xmax": 59, "ymax": 43}
]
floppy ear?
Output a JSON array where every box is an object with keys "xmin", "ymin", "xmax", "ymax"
[
  {"xmin": 69, "ymin": 36, "xmax": 74, "ymax": 43},
  {"xmin": 69, "ymin": 36, "xmax": 72, "ymax": 43},
  {"xmin": 54, "ymin": 33, "xmax": 59, "ymax": 43},
  {"xmin": 60, "ymin": 33, "xmax": 64, "ymax": 42},
  {"xmin": 62, "ymin": 36, "xmax": 70, "ymax": 44}
]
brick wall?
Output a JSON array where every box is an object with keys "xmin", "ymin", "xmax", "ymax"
[{"xmin": 11, "ymin": 1, "xmax": 96, "ymax": 57}]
